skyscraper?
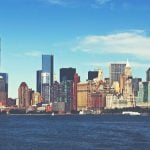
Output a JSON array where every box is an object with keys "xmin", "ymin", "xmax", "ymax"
[
  {"xmin": 88, "ymin": 71, "xmax": 98, "ymax": 80},
  {"xmin": 72, "ymin": 73, "xmax": 80, "ymax": 112},
  {"xmin": 42, "ymin": 55, "xmax": 54, "ymax": 86},
  {"xmin": 60, "ymin": 68, "xmax": 76, "ymax": 82},
  {"xmin": 146, "ymin": 68, "xmax": 150, "ymax": 82},
  {"xmin": 36, "ymin": 70, "xmax": 42, "ymax": 93},
  {"xmin": 138, "ymin": 81, "xmax": 150, "ymax": 103},
  {"xmin": 0, "ymin": 77, "xmax": 6, "ymax": 105},
  {"xmin": 132, "ymin": 78, "xmax": 142, "ymax": 96},
  {"xmin": 36, "ymin": 54, "xmax": 54, "ymax": 104},
  {"xmin": 41, "ymin": 72, "xmax": 50, "ymax": 104},
  {"xmin": 0, "ymin": 73, "xmax": 8, "ymax": 100},
  {"xmin": 109, "ymin": 63, "xmax": 126, "ymax": 85}
]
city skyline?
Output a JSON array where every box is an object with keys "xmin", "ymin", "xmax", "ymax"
[{"xmin": 0, "ymin": 0, "xmax": 150, "ymax": 98}]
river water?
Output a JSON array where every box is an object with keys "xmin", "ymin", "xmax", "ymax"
[{"xmin": 0, "ymin": 114, "xmax": 150, "ymax": 150}]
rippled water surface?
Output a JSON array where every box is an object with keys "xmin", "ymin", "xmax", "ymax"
[{"xmin": 0, "ymin": 115, "xmax": 150, "ymax": 150}]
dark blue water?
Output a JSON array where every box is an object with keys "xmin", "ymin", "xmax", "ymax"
[{"xmin": 0, "ymin": 115, "xmax": 150, "ymax": 150}]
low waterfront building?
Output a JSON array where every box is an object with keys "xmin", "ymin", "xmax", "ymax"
[
  {"xmin": 31, "ymin": 92, "xmax": 42, "ymax": 105},
  {"xmin": 106, "ymin": 94, "xmax": 127, "ymax": 109}
]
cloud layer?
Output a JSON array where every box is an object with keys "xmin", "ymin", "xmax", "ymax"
[
  {"xmin": 73, "ymin": 30, "xmax": 150, "ymax": 59},
  {"xmin": 41, "ymin": 0, "xmax": 112, "ymax": 6}
]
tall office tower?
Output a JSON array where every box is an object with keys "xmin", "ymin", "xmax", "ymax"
[
  {"xmin": 0, "ymin": 73, "xmax": 8, "ymax": 100},
  {"xmin": 0, "ymin": 77, "xmax": 6, "ymax": 105},
  {"xmin": 138, "ymin": 81, "xmax": 150, "ymax": 103},
  {"xmin": 132, "ymin": 78, "xmax": 142, "ymax": 96},
  {"xmin": 18, "ymin": 82, "xmax": 30, "ymax": 108},
  {"xmin": 123, "ymin": 61, "xmax": 133, "ymax": 98},
  {"xmin": 72, "ymin": 73, "xmax": 80, "ymax": 112},
  {"xmin": 109, "ymin": 63, "xmax": 126, "ymax": 85},
  {"xmin": 146, "ymin": 68, "xmax": 150, "ymax": 81},
  {"xmin": 59, "ymin": 80, "xmax": 73, "ymax": 112},
  {"xmin": 36, "ymin": 54, "xmax": 54, "ymax": 104},
  {"xmin": 42, "ymin": 54, "xmax": 54, "ymax": 86},
  {"xmin": 41, "ymin": 72, "xmax": 50, "ymax": 104},
  {"xmin": 50, "ymin": 81, "xmax": 60, "ymax": 103},
  {"xmin": 88, "ymin": 71, "xmax": 98, "ymax": 80},
  {"xmin": 120, "ymin": 61, "xmax": 134, "ymax": 107},
  {"xmin": 36, "ymin": 70, "xmax": 42, "ymax": 93},
  {"xmin": 60, "ymin": 68, "xmax": 76, "ymax": 82}
]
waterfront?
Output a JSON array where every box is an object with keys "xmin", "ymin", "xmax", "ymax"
[{"xmin": 0, "ymin": 115, "xmax": 150, "ymax": 150}]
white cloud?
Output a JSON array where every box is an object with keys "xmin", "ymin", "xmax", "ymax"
[
  {"xmin": 73, "ymin": 30, "xmax": 150, "ymax": 59},
  {"xmin": 39, "ymin": 0, "xmax": 113, "ymax": 7},
  {"xmin": 24, "ymin": 50, "xmax": 42, "ymax": 57},
  {"xmin": 95, "ymin": 0, "xmax": 112, "ymax": 5},
  {"xmin": 47, "ymin": 0, "xmax": 65, "ymax": 5},
  {"xmin": 40, "ymin": 0, "xmax": 72, "ymax": 6}
]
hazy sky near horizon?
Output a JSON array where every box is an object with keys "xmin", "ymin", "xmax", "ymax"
[{"xmin": 0, "ymin": 0, "xmax": 150, "ymax": 98}]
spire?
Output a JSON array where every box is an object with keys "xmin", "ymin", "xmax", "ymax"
[{"xmin": 126, "ymin": 59, "xmax": 131, "ymax": 68}]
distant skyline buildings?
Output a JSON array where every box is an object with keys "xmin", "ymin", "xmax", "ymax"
[{"xmin": 0, "ymin": 0, "xmax": 150, "ymax": 98}]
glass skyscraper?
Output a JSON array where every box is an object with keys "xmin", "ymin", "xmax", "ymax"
[
  {"xmin": 42, "ymin": 55, "xmax": 54, "ymax": 86},
  {"xmin": 0, "ymin": 73, "xmax": 8, "ymax": 100},
  {"xmin": 39, "ymin": 54, "xmax": 54, "ymax": 104}
]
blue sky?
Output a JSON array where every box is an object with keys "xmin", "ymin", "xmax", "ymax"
[{"xmin": 0, "ymin": 0, "xmax": 150, "ymax": 98}]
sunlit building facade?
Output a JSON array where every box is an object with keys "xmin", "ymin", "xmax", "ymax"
[{"xmin": 18, "ymin": 82, "xmax": 30, "ymax": 108}]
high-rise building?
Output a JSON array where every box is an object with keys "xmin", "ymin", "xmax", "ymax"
[
  {"xmin": 132, "ymin": 78, "xmax": 142, "ymax": 96},
  {"xmin": 51, "ymin": 81, "xmax": 60, "ymax": 103},
  {"xmin": 0, "ymin": 73, "xmax": 8, "ymax": 100},
  {"xmin": 0, "ymin": 77, "xmax": 6, "ymax": 105},
  {"xmin": 77, "ymin": 82, "xmax": 91, "ymax": 111},
  {"xmin": 18, "ymin": 82, "xmax": 30, "ymax": 108},
  {"xmin": 41, "ymin": 72, "xmax": 50, "ymax": 104},
  {"xmin": 36, "ymin": 70, "xmax": 42, "ymax": 93},
  {"xmin": 138, "ymin": 81, "xmax": 150, "ymax": 103},
  {"xmin": 146, "ymin": 68, "xmax": 150, "ymax": 82},
  {"xmin": 42, "ymin": 55, "xmax": 54, "ymax": 86},
  {"xmin": 60, "ymin": 68, "xmax": 76, "ymax": 82},
  {"xmin": 88, "ymin": 71, "xmax": 98, "ymax": 80},
  {"xmin": 123, "ymin": 61, "xmax": 133, "ymax": 97},
  {"xmin": 72, "ymin": 73, "xmax": 80, "ymax": 112},
  {"xmin": 36, "ymin": 54, "xmax": 54, "ymax": 104},
  {"xmin": 109, "ymin": 63, "xmax": 126, "ymax": 85},
  {"xmin": 120, "ymin": 61, "xmax": 134, "ymax": 107},
  {"xmin": 59, "ymin": 80, "xmax": 73, "ymax": 112}
]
